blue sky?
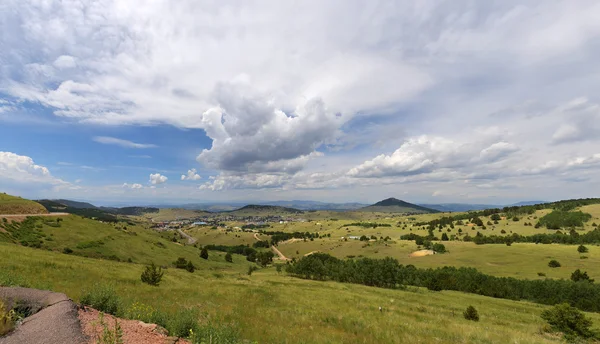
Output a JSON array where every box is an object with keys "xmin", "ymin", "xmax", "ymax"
[{"xmin": 1, "ymin": 1, "xmax": 600, "ymax": 205}]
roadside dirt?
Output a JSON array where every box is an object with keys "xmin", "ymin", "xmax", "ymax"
[
  {"xmin": 78, "ymin": 307, "xmax": 189, "ymax": 344},
  {"xmin": 177, "ymin": 228, "xmax": 197, "ymax": 245}
]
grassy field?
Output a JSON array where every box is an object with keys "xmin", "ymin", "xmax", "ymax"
[
  {"xmin": 0, "ymin": 193, "xmax": 48, "ymax": 215},
  {"xmin": 2, "ymin": 242, "xmax": 599, "ymax": 343},
  {"xmin": 136, "ymin": 208, "xmax": 209, "ymax": 222}
]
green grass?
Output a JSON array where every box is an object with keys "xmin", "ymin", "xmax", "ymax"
[
  {"xmin": 2, "ymin": 242, "xmax": 599, "ymax": 343},
  {"xmin": 0, "ymin": 193, "xmax": 47, "ymax": 215}
]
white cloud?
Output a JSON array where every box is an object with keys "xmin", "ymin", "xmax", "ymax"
[
  {"xmin": 53, "ymin": 55, "xmax": 77, "ymax": 69},
  {"xmin": 0, "ymin": 151, "xmax": 67, "ymax": 186},
  {"xmin": 93, "ymin": 136, "xmax": 157, "ymax": 149},
  {"xmin": 122, "ymin": 183, "xmax": 143, "ymax": 189},
  {"xmin": 149, "ymin": 173, "xmax": 168, "ymax": 185},
  {"xmin": 181, "ymin": 169, "xmax": 201, "ymax": 181}
]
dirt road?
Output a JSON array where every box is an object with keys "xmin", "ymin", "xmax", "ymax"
[
  {"xmin": 253, "ymin": 232, "xmax": 290, "ymax": 260},
  {"xmin": 177, "ymin": 228, "xmax": 197, "ymax": 245}
]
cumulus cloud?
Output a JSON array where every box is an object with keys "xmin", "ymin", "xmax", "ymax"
[
  {"xmin": 93, "ymin": 136, "xmax": 157, "ymax": 149},
  {"xmin": 53, "ymin": 55, "xmax": 76, "ymax": 69},
  {"xmin": 122, "ymin": 183, "xmax": 143, "ymax": 189},
  {"xmin": 0, "ymin": 151, "xmax": 67, "ymax": 185},
  {"xmin": 181, "ymin": 169, "xmax": 201, "ymax": 181},
  {"xmin": 149, "ymin": 173, "xmax": 168, "ymax": 185}
]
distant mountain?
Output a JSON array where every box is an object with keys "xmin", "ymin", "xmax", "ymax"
[
  {"xmin": 418, "ymin": 203, "xmax": 499, "ymax": 212},
  {"xmin": 230, "ymin": 204, "xmax": 304, "ymax": 215},
  {"xmin": 50, "ymin": 199, "xmax": 98, "ymax": 209},
  {"xmin": 507, "ymin": 201, "xmax": 549, "ymax": 207},
  {"xmin": 359, "ymin": 198, "xmax": 439, "ymax": 214},
  {"xmin": 262, "ymin": 200, "xmax": 367, "ymax": 211}
]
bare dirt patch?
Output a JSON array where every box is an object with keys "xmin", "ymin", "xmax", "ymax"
[
  {"xmin": 409, "ymin": 250, "xmax": 435, "ymax": 258},
  {"xmin": 78, "ymin": 307, "xmax": 189, "ymax": 344}
]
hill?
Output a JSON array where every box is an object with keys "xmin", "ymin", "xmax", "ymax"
[
  {"xmin": 0, "ymin": 193, "xmax": 48, "ymax": 214},
  {"xmin": 230, "ymin": 204, "xmax": 304, "ymax": 216},
  {"xmin": 359, "ymin": 198, "xmax": 438, "ymax": 214},
  {"xmin": 50, "ymin": 199, "xmax": 98, "ymax": 209},
  {"xmin": 418, "ymin": 203, "xmax": 499, "ymax": 212}
]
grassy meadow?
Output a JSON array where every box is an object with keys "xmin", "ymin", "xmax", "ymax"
[
  {"xmin": 1, "ymin": 242, "xmax": 598, "ymax": 344},
  {"xmin": 0, "ymin": 193, "xmax": 47, "ymax": 214}
]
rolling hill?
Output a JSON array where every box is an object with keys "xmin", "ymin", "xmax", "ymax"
[
  {"xmin": 0, "ymin": 193, "xmax": 48, "ymax": 214},
  {"xmin": 358, "ymin": 198, "xmax": 439, "ymax": 214},
  {"xmin": 229, "ymin": 204, "xmax": 304, "ymax": 216}
]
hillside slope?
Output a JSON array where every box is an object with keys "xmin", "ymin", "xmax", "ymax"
[
  {"xmin": 0, "ymin": 193, "xmax": 48, "ymax": 214},
  {"xmin": 359, "ymin": 198, "xmax": 438, "ymax": 214}
]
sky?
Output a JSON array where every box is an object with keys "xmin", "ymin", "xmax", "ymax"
[{"xmin": 1, "ymin": 0, "xmax": 600, "ymax": 206}]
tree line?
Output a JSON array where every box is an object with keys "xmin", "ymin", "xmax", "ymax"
[{"xmin": 285, "ymin": 253, "xmax": 600, "ymax": 312}]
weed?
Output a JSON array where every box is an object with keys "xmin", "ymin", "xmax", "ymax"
[{"xmin": 81, "ymin": 284, "xmax": 121, "ymax": 315}]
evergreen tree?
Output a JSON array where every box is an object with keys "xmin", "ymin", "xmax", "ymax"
[{"xmin": 200, "ymin": 247, "xmax": 209, "ymax": 260}]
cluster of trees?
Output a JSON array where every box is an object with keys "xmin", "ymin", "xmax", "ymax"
[
  {"xmin": 241, "ymin": 224, "xmax": 270, "ymax": 230},
  {"xmin": 252, "ymin": 240, "xmax": 270, "ymax": 248},
  {"xmin": 286, "ymin": 253, "xmax": 600, "ymax": 312},
  {"xmin": 173, "ymin": 257, "xmax": 195, "ymax": 273},
  {"xmin": 259, "ymin": 231, "xmax": 322, "ymax": 245},
  {"xmin": 203, "ymin": 244, "xmax": 274, "ymax": 266},
  {"xmin": 538, "ymin": 210, "xmax": 592, "ymax": 229},
  {"xmin": 343, "ymin": 222, "xmax": 392, "ymax": 228},
  {"xmin": 464, "ymin": 228, "xmax": 600, "ymax": 245}
]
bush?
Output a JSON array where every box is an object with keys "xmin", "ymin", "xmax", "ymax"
[
  {"xmin": 247, "ymin": 266, "xmax": 258, "ymax": 276},
  {"xmin": 0, "ymin": 299, "xmax": 16, "ymax": 336},
  {"xmin": 225, "ymin": 252, "xmax": 233, "ymax": 263},
  {"xmin": 168, "ymin": 308, "xmax": 200, "ymax": 338},
  {"xmin": 538, "ymin": 272, "xmax": 546, "ymax": 277},
  {"xmin": 577, "ymin": 245, "xmax": 589, "ymax": 253},
  {"xmin": 141, "ymin": 263, "xmax": 164, "ymax": 286},
  {"xmin": 63, "ymin": 247, "xmax": 73, "ymax": 254},
  {"xmin": 200, "ymin": 248, "xmax": 208, "ymax": 260},
  {"xmin": 186, "ymin": 261, "xmax": 196, "ymax": 273},
  {"xmin": 541, "ymin": 303, "xmax": 598, "ymax": 341},
  {"xmin": 548, "ymin": 260, "xmax": 561, "ymax": 268},
  {"xmin": 463, "ymin": 306, "xmax": 479, "ymax": 321},
  {"xmin": 571, "ymin": 269, "xmax": 594, "ymax": 283},
  {"xmin": 80, "ymin": 284, "xmax": 121, "ymax": 315},
  {"xmin": 432, "ymin": 243, "xmax": 446, "ymax": 253}
]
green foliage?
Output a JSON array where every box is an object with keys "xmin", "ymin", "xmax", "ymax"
[
  {"xmin": 431, "ymin": 243, "xmax": 446, "ymax": 253},
  {"xmin": 539, "ymin": 211, "xmax": 592, "ymax": 229},
  {"xmin": 286, "ymin": 253, "xmax": 600, "ymax": 312},
  {"xmin": 256, "ymin": 251, "xmax": 275, "ymax": 267},
  {"xmin": 548, "ymin": 260, "xmax": 561, "ymax": 268},
  {"xmin": 0, "ymin": 299, "xmax": 16, "ymax": 336},
  {"xmin": 247, "ymin": 266, "xmax": 258, "ymax": 276},
  {"xmin": 200, "ymin": 248, "xmax": 209, "ymax": 260},
  {"xmin": 343, "ymin": 222, "xmax": 392, "ymax": 228},
  {"xmin": 463, "ymin": 305, "xmax": 479, "ymax": 321},
  {"xmin": 225, "ymin": 252, "xmax": 233, "ymax": 263},
  {"xmin": 63, "ymin": 247, "xmax": 73, "ymax": 254},
  {"xmin": 252, "ymin": 240, "xmax": 270, "ymax": 248},
  {"xmin": 96, "ymin": 312, "xmax": 124, "ymax": 344},
  {"xmin": 168, "ymin": 308, "xmax": 200, "ymax": 338},
  {"xmin": 577, "ymin": 245, "xmax": 589, "ymax": 253},
  {"xmin": 441, "ymin": 233, "xmax": 449, "ymax": 241},
  {"xmin": 173, "ymin": 257, "xmax": 195, "ymax": 272},
  {"xmin": 141, "ymin": 263, "xmax": 164, "ymax": 286},
  {"xmin": 81, "ymin": 284, "xmax": 122, "ymax": 315},
  {"xmin": 540, "ymin": 303, "xmax": 598, "ymax": 341},
  {"xmin": 190, "ymin": 322, "xmax": 241, "ymax": 344},
  {"xmin": 570, "ymin": 269, "xmax": 594, "ymax": 283}
]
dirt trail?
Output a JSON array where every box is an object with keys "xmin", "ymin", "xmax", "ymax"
[
  {"xmin": 177, "ymin": 228, "xmax": 196, "ymax": 245},
  {"xmin": 253, "ymin": 232, "xmax": 290, "ymax": 261}
]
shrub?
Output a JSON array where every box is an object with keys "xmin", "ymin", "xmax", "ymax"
[
  {"xmin": 541, "ymin": 303, "xmax": 598, "ymax": 341},
  {"xmin": 577, "ymin": 245, "xmax": 589, "ymax": 253},
  {"xmin": 548, "ymin": 260, "xmax": 561, "ymax": 268},
  {"xmin": 432, "ymin": 243, "xmax": 446, "ymax": 253},
  {"xmin": 167, "ymin": 308, "xmax": 200, "ymax": 338},
  {"xmin": 186, "ymin": 261, "xmax": 196, "ymax": 273},
  {"xmin": 441, "ymin": 233, "xmax": 449, "ymax": 241},
  {"xmin": 247, "ymin": 266, "xmax": 258, "ymax": 276},
  {"xmin": 463, "ymin": 306, "xmax": 479, "ymax": 321},
  {"xmin": 571, "ymin": 269, "xmax": 594, "ymax": 283},
  {"xmin": 141, "ymin": 263, "xmax": 164, "ymax": 286},
  {"xmin": 225, "ymin": 252, "xmax": 233, "ymax": 263},
  {"xmin": 538, "ymin": 272, "xmax": 546, "ymax": 277},
  {"xmin": 80, "ymin": 284, "xmax": 121, "ymax": 315},
  {"xmin": 200, "ymin": 248, "xmax": 208, "ymax": 260},
  {"xmin": 512, "ymin": 216, "xmax": 519, "ymax": 222},
  {"xmin": 63, "ymin": 247, "xmax": 73, "ymax": 254},
  {"xmin": 0, "ymin": 299, "xmax": 16, "ymax": 336}
]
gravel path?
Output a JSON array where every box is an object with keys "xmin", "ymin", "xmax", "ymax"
[
  {"xmin": 177, "ymin": 228, "xmax": 197, "ymax": 245},
  {"xmin": 0, "ymin": 287, "xmax": 87, "ymax": 344}
]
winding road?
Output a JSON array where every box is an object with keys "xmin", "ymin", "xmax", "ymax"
[
  {"xmin": 177, "ymin": 228, "xmax": 197, "ymax": 245},
  {"xmin": 253, "ymin": 232, "xmax": 290, "ymax": 261}
]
